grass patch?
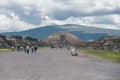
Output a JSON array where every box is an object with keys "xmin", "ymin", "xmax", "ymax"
[
  {"xmin": 78, "ymin": 48, "xmax": 120, "ymax": 63},
  {"xmin": 0, "ymin": 49, "xmax": 12, "ymax": 52}
]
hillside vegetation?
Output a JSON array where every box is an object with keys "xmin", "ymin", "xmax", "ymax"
[{"xmin": 1, "ymin": 24, "xmax": 120, "ymax": 41}]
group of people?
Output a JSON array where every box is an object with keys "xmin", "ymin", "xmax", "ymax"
[
  {"xmin": 50, "ymin": 45, "xmax": 78, "ymax": 56},
  {"xmin": 25, "ymin": 45, "xmax": 37, "ymax": 54},
  {"xmin": 51, "ymin": 45, "xmax": 63, "ymax": 50},
  {"xmin": 11, "ymin": 45, "xmax": 37, "ymax": 54}
]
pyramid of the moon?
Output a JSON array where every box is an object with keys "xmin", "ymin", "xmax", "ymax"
[{"xmin": 43, "ymin": 32, "xmax": 83, "ymax": 47}]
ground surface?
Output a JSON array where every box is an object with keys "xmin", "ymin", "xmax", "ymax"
[{"xmin": 0, "ymin": 48, "xmax": 120, "ymax": 80}]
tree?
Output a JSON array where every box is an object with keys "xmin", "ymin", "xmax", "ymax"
[
  {"xmin": 11, "ymin": 35, "xmax": 23, "ymax": 40},
  {"xmin": 24, "ymin": 36, "xmax": 38, "ymax": 42}
]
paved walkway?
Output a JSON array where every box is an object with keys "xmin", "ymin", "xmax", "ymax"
[{"xmin": 0, "ymin": 48, "xmax": 120, "ymax": 80}]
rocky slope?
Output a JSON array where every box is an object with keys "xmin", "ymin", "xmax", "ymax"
[
  {"xmin": 83, "ymin": 36, "xmax": 120, "ymax": 51},
  {"xmin": 0, "ymin": 35, "xmax": 12, "ymax": 48}
]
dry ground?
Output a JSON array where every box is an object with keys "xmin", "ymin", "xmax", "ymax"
[{"xmin": 0, "ymin": 48, "xmax": 120, "ymax": 80}]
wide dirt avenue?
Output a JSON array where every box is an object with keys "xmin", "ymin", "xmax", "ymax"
[{"xmin": 0, "ymin": 48, "xmax": 120, "ymax": 80}]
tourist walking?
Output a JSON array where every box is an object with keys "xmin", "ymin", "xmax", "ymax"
[
  {"xmin": 11, "ymin": 46, "xmax": 14, "ymax": 51},
  {"xmin": 31, "ymin": 45, "xmax": 35, "ymax": 53},
  {"xmin": 35, "ymin": 46, "xmax": 37, "ymax": 53},
  {"xmin": 26, "ymin": 45, "xmax": 30, "ymax": 54}
]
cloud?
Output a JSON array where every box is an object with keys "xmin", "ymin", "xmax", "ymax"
[
  {"xmin": 0, "ymin": 0, "xmax": 120, "ymax": 32},
  {"xmin": 41, "ymin": 14, "xmax": 120, "ymax": 30},
  {"xmin": 0, "ymin": 14, "xmax": 35, "ymax": 32}
]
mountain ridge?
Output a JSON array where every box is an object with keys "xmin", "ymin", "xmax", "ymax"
[{"xmin": 1, "ymin": 24, "xmax": 120, "ymax": 41}]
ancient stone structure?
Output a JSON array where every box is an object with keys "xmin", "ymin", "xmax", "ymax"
[
  {"xmin": 59, "ymin": 35, "xmax": 66, "ymax": 47},
  {"xmin": 43, "ymin": 32, "xmax": 83, "ymax": 47},
  {"xmin": 1, "ymin": 33, "xmax": 119, "ymax": 51},
  {"xmin": 83, "ymin": 37, "xmax": 120, "ymax": 51},
  {"xmin": 0, "ymin": 35, "xmax": 12, "ymax": 48},
  {"xmin": 0, "ymin": 35, "xmax": 46, "ymax": 49}
]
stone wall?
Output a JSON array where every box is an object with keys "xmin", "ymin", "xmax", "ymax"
[
  {"xmin": 82, "ymin": 37, "xmax": 120, "ymax": 51},
  {"xmin": 0, "ymin": 35, "xmax": 11, "ymax": 48},
  {"xmin": 0, "ymin": 35, "xmax": 47, "ymax": 49}
]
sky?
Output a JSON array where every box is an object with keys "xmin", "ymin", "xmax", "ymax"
[{"xmin": 0, "ymin": 0, "xmax": 120, "ymax": 32}]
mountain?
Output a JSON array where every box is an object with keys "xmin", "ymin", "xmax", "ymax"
[{"xmin": 1, "ymin": 24, "xmax": 120, "ymax": 41}]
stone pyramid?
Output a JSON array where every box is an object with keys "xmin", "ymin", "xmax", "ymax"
[{"xmin": 43, "ymin": 32, "xmax": 83, "ymax": 47}]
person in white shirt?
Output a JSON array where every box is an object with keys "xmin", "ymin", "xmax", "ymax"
[{"xmin": 70, "ymin": 46, "xmax": 78, "ymax": 56}]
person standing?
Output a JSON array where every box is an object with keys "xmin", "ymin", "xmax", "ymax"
[
  {"xmin": 11, "ymin": 46, "xmax": 14, "ymax": 51},
  {"xmin": 71, "ymin": 47, "xmax": 75, "ymax": 55},
  {"xmin": 34, "ymin": 46, "xmax": 37, "ymax": 53},
  {"xmin": 31, "ymin": 45, "xmax": 35, "ymax": 53},
  {"xmin": 26, "ymin": 45, "xmax": 30, "ymax": 54}
]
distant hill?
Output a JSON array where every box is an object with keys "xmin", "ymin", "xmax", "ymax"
[{"xmin": 1, "ymin": 24, "xmax": 120, "ymax": 41}]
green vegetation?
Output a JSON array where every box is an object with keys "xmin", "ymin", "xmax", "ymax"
[
  {"xmin": 24, "ymin": 36, "xmax": 38, "ymax": 41},
  {"xmin": 0, "ymin": 49, "xmax": 12, "ymax": 52},
  {"xmin": 11, "ymin": 35, "xmax": 23, "ymax": 40},
  {"xmin": 10, "ymin": 35, "xmax": 38, "ymax": 41},
  {"xmin": 112, "ymin": 37, "xmax": 120, "ymax": 39},
  {"xmin": 79, "ymin": 48, "xmax": 120, "ymax": 63}
]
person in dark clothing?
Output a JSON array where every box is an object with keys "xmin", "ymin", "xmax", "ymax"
[
  {"xmin": 26, "ymin": 45, "xmax": 30, "ymax": 54},
  {"xmin": 34, "ymin": 46, "xmax": 37, "ymax": 53}
]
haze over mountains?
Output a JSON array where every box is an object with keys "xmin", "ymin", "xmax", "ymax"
[{"xmin": 1, "ymin": 24, "xmax": 120, "ymax": 41}]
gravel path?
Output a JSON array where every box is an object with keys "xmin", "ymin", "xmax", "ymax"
[{"xmin": 0, "ymin": 48, "xmax": 120, "ymax": 80}]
